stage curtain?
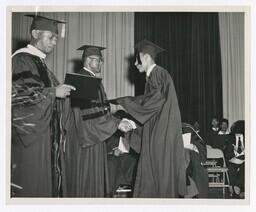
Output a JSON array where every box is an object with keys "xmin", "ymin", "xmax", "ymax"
[
  {"xmin": 134, "ymin": 12, "xmax": 223, "ymax": 137},
  {"xmin": 12, "ymin": 12, "xmax": 135, "ymax": 102},
  {"xmin": 218, "ymin": 12, "xmax": 245, "ymax": 127}
]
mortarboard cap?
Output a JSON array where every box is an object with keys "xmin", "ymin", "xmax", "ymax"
[
  {"xmin": 25, "ymin": 14, "xmax": 65, "ymax": 35},
  {"xmin": 77, "ymin": 45, "xmax": 106, "ymax": 58},
  {"xmin": 135, "ymin": 39, "xmax": 165, "ymax": 59}
]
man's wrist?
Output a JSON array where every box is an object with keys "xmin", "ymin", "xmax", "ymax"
[{"xmin": 122, "ymin": 118, "xmax": 137, "ymax": 129}]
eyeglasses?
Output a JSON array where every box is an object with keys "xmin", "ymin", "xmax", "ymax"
[{"xmin": 89, "ymin": 56, "xmax": 104, "ymax": 63}]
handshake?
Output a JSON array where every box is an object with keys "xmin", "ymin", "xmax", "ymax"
[{"xmin": 118, "ymin": 118, "xmax": 137, "ymax": 133}]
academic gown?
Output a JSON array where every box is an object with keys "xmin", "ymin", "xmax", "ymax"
[
  {"xmin": 106, "ymin": 131, "xmax": 139, "ymax": 194},
  {"xmin": 66, "ymin": 69, "xmax": 120, "ymax": 197},
  {"xmin": 206, "ymin": 128, "xmax": 219, "ymax": 147},
  {"xmin": 113, "ymin": 65, "xmax": 187, "ymax": 198},
  {"xmin": 11, "ymin": 52, "xmax": 69, "ymax": 197},
  {"xmin": 182, "ymin": 124, "xmax": 208, "ymax": 198}
]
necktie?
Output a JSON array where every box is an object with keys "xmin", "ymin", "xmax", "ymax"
[{"xmin": 237, "ymin": 137, "xmax": 242, "ymax": 154}]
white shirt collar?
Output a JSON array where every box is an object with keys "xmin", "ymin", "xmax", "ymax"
[
  {"xmin": 212, "ymin": 127, "xmax": 219, "ymax": 132},
  {"xmin": 83, "ymin": 67, "xmax": 96, "ymax": 76},
  {"xmin": 218, "ymin": 130, "xmax": 230, "ymax": 135},
  {"xmin": 146, "ymin": 64, "xmax": 156, "ymax": 77},
  {"xmin": 12, "ymin": 44, "xmax": 46, "ymax": 59}
]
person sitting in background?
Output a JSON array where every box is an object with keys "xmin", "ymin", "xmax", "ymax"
[
  {"xmin": 218, "ymin": 118, "xmax": 230, "ymax": 135},
  {"xmin": 193, "ymin": 121, "xmax": 200, "ymax": 134},
  {"xmin": 211, "ymin": 117, "xmax": 219, "ymax": 132},
  {"xmin": 212, "ymin": 118, "xmax": 232, "ymax": 152},
  {"xmin": 182, "ymin": 123, "xmax": 208, "ymax": 198},
  {"xmin": 206, "ymin": 117, "xmax": 219, "ymax": 147},
  {"xmin": 224, "ymin": 120, "xmax": 245, "ymax": 198}
]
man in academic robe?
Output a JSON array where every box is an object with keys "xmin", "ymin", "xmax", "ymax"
[
  {"xmin": 206, "ymin": 117, "xmax": 219, "ymax": 147},
  {"xmin": 66, "ymin": 45, "xmax": 135, "ymax": 197},
  {"xmin": 182, "ymin": 123, "xmax": 208, "ymax": 198},
  {"xmin": 11, "ymin": 15, "xmax": 75, "ymax": 197},
  {"xmin": 110, "ymin": 40, "xmax": 187, "ymax": 198}
]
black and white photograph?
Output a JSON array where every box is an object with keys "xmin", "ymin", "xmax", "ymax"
[{"xmin": 1, "ymin": 0, "xmax": 255, "ymax": 210}]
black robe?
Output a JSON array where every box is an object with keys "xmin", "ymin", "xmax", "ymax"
[
  {"xmin": 11, "ymin": 52, "xmax": 69, "ymax": 197},
  {"xmin": 182, "ymin": 124, "xmax": 208, "ymax": 198},
  {"xmin": 112, "ymin": 65, "xmax": 187, "ymax": 198},
  {"xmin": 66, "ymin": 69, "xmax": 120, "ymax": 197}
]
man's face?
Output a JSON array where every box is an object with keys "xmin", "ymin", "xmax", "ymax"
[
  {"xmin": 34, "ymin": 30, "xmax": 58, "ymax": 54},
  {"xmin": 86, "ymin": 55, "xmax": 103, "ymax": 74},
  {"xmin": 139, "ymin": 52, "xmax": 148, "ymax": 70},
  {"xmin": 220, "ymin": 122, "xmax": 228, "ymax": 132},
  {"xmin": 212, "ymin": 118, "xmax": 219, "ymax": 128},
  {"xmin": 134, "ymin": 58, "xmax": 145, "ymax": 73},
  {"xmin": 193, "ymin": 122, "xmax": 200, "ymax": 131}
]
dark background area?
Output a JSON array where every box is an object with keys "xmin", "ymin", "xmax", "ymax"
[{"xmin": 134, "ymin": 12, "xmax": 223, "ymax": 137}]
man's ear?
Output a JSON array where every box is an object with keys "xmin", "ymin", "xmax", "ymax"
[
  {"xmin": 31, "ymin": 30, "xmax": 40, "ymax": 39},
  {"xmin": 144, "ymin": 53, "xmax": 151, "ymax": 61}
]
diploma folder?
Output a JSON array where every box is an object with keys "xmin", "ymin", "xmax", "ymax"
[{"xmin": 64, "ymin": 72, "xmax": 102, "ymax": 100}]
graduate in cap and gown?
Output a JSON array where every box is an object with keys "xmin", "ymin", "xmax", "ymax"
[
  {"xmin": 66, "ymin": 45, "xmax": 135, "ymax": 197},
  {"xmin": 11, "ymin": 14, "xmax": 75, "ymax": 197},
  {"xmin": 110, "ymin": 40, "xmax": 187, "ymax": 198}
]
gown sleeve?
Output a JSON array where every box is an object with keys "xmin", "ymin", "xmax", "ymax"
[
  {"xmin": 12, "ymin": 54, "xmax": 56, "ymax": 146},
  {"xmin": 114, "ymin": 85, "xmax": 166, "ymax": 124}
]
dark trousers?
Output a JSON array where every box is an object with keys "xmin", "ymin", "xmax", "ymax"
[{"xmin": 227, "ymin": 162, "xmax": 245, "ymax": 191}]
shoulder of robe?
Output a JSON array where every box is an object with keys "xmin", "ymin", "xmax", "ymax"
[
  {"xmin": 77, "ymin": 69, "xmax": 92, "ymax": 76},
  {"xmin": 12, "ymin": 53, "xmax": 40, "ymax": 66}
]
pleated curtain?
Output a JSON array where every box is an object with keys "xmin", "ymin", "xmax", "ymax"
[
  {"xmin": 218, "ymin": 12, "xmax": 245, "ymax": 126},
  {"xmin": 12, "ymin": 12, "xmax": 135, "ymax": 103}
]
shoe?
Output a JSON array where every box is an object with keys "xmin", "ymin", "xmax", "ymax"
[
  {"xmin": 116, "ymin": 184, "xmax": 132, "ymax": 192},
  {"xmin": 234, "ymin": 186, "xmax": 241, "ymax": 196},
  {"xmin": 239, "ymin": 192, "xmax": 245, "ymax": 199}
]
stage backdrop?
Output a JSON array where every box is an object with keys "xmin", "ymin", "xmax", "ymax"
[
  {"xmin": 12, "ymin": 12, "xmax": 245, "ymax": 136},
  {"xmin": 12, "ymin": 12, "xmax": 135, "ymax": 104},
  {"xmin": 219, "ymin": 12, "xmax": 245, "ymax": 129},
  {"xmin": 135, "ymin": 12, "xmax": 223, "ymax": 137}
]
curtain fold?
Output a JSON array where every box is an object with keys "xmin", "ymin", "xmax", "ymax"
[
  {"xmin": 135, "ymin": 12, "xmax": 223, "ymax": 137},
  {"xmin": 12, "ymin": 12, "xmax": 135, "ymax": 101},
  {"xmin": 218, "ymin": 12, "xmax": 245, "ymax": 127}
]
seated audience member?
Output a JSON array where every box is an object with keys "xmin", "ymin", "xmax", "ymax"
[
  {"xmin": 218, "ymin": 118, "xmax": 230, "ymax": 135},
  {"xmin": 213, "ymin": 118, "xmax": 232, "ymax": 151},
  {"xmin": 182, "ymin": 123, "xmax": 208, "ymax": 198},
  {"xmin": 193, "ymin": 121, "xmax": 200, "ymax": 134},
  {"xmin": 106, "ymin": 110, "xmax": 139, "ymax": 196},
  {"xmin": 224, "ymin": 120, "xmax": 245, "ymax": 198},
  {"xmin": 206, "ymin": 117, "xmax": 219, "ymax": 147}
]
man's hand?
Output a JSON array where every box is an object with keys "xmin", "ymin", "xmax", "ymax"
[
  {"xmin": 118, "ymin": 119, "xmax": 134, "ymax": 133},
  {"xmin": 113, "ymin": 148, "xmax": 122, "ymax": 157},
  {"xmin": 56, "ymin": 84, "xmax": 76, "ymax": 98},
  {"xmin": 232, "ymin": 144, "xmax": 238, "ymax": 152}
]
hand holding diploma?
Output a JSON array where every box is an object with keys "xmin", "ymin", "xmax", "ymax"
[{"xmin": 56, "ymin": 84, "xmax": 76, "ymax": 98}]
